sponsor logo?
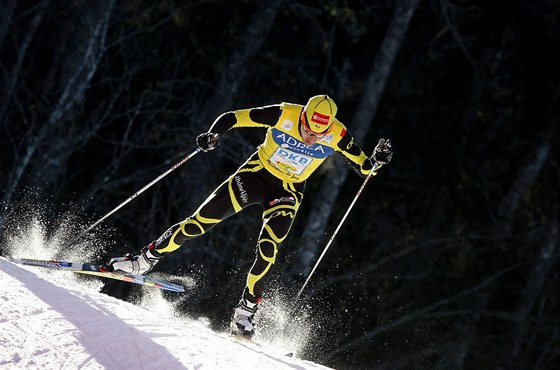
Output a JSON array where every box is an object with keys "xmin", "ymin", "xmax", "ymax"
[
  {"xmin": 319, "ymin": 134, "xmax": 333, "ymax": 144},
  {"xmin": 268, "ymin": 210, "xmax": 295, "ymax": 219},
  {"xmin": 21, "ymin": 260, "xmax": 64, "ymax": 268},
  {"xmin": 157, "ymin": 227, "xmax": 176, "ymax": 243},
  {"xmin": 311, "ymin": 112, "xmax": 330, "ymax": 125},
  {"xmin": 280, "ymin": 120, "xmax": 293, "ymax": 131},
  {"xmin": 275, "ymin": 160, "xmax": 298, "ymax": 173},
  {"xmin": 268, "ymin": 197, "xmax": 296, "ymax": 207},
  {"xmin": 276, "ymin": 149, "xmax": 311, "ymax": 165},
  {"xmin": 235, "ymin": 175, "xmax": 249, "ymax": 203},
  {"xmin": 273, "ymin": 130, "xmax": 331, "ymax": 158}
]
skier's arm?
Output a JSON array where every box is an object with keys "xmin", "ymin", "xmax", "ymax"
[
  {"xmin": 197, "ymin": 105, "xmax": 281, "ymax": 152},
  {"xmin": 336, "ymin": 130, "xmax": 384, "ymax": 177},
  {"xmin": 208, "ymin": 105, "xmax": 281, "ymax": 136}
]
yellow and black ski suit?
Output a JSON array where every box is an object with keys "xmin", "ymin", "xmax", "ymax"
[{"xmin": 151, "ymin": 102, "xmax": 381, "ymax": 303}]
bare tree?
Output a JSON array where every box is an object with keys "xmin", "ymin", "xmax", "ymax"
[
  {"xmin": 197, "ymin": 0, "xmax": 284, "ymax": 128},
  {"xmin": 0, "ymin": 0, "xmax": 17, "ymax": 50},
  {"xmin": 295, "ymin": 0, "xmax": 422, "ymax": 276},
  {"xmin": 509, "ymin": 221, "xmax": 558, "ymax": 367},
  {"xmin": 497, "ymin": 89, "xmax": 558, "ymax": 233},
  {"xmin": 325, "ymin": 264, "xmax": 517, "ymax": 362},
  {"xmin": 0, "ymin": 0, "xmax": 116, "ymax": 229}
]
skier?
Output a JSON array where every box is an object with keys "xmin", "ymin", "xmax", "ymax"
[{"xmin": 107, "ymin": 95, "xmax": 393, "ymax": 338}]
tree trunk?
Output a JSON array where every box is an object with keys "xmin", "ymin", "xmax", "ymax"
[
  {"xmin": 196, "ymin": 0, "xmax": 284, "ymax": 128},
  {"xmin": 0, "ymin": 0, "xmax": 115, "ymax": 230},
  {"xmin": 509, "ymin": 221, "xmax": 558, "ymax": 366},
  {"xmin": 0, "ymin": 0, "xmax": 50, "ymax": 127},
  {"xmin": 0, "ymin": 0, "xmax": 17, "ymax": 51},
  {"xmin": 497, "ymin": 87, "xmax": 558, "ymax": 233},
  {"xmin": 294, "ymin": 0, "xmax": 421, "ymax": 276}
]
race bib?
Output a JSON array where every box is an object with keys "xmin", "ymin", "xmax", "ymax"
[{"xmin": 268, "ymin": 147, "xmax": 312, "ymax": 176}]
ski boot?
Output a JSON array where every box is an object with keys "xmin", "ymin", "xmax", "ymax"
[
  {"xmin": 104, "ymin": 242, "xmax": 162, "ymax": 275},
  {"xmin": 231, "ymin": 297, "xmax": 260, "ymax": 339}
]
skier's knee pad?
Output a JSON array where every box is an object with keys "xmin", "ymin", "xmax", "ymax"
[
  {"xmin": 257, "ymin": 240, "xmax": 277, "ymax": 264},
  {"xmin": 182, "ymin": 219, "xmax": 205, "ymax": 236}
]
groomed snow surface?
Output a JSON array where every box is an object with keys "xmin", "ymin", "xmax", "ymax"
[{"xmin": 0, "ymin": 256, "xmax": 333, "ymax": 370}]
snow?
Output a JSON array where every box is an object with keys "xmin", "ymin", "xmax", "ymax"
[{"xmin": 0, "ymin": 257, "xmax": 332, "ymax": 370}]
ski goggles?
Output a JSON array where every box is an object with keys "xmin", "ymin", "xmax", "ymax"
[{"xmin": 300, "ymin": 111, "xmax": 333, "ymax": 138}]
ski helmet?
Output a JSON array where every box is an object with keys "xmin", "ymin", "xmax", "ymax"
[{"xmin": 303, "ymin": 95, "xmax": 337, "ymax": 134}]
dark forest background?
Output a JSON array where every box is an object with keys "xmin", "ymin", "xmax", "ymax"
[{"xmin": 0, "ymin": 0, "xmax": 558, "ymax": 369}]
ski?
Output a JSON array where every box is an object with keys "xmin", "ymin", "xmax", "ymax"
[
  {"xmin": 5, "ymin": 256, "xmax": 185, "ymax": 293},
  {"xmin": 228, "ymin": 334, "xmax": 294, "ymax": 357}
]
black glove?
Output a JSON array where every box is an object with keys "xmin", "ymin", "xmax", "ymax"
[
  {"xmin": 196, "ymin": 132, "xmax": 219, "ymax": 152},
  {"xmin": 372, "ymin": 138, "xmax": 393, "ymax": 164}
]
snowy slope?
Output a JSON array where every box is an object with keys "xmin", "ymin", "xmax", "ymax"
[{"xmin": 0, "ymin": 257, "xmax": 332, "ymax": 370}]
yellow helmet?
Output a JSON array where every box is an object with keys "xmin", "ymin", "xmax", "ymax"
[{"xmin": 303, "ymin": 95, "xmax": 337, "ymax": 134}]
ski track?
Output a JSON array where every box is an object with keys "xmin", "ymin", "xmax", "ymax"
[{"xmin": 0, "ymin": 258, "xmax": 332, "ymax": 370}]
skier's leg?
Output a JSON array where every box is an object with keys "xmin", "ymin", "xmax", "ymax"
[
  {"xmin": 154, "ymin": 159, "xmax": 266, "ymax": 254},
  {"xmin": 153, "ymin": 180, "xmax": 237, "ymax": 254},
  {"xmin": 232, "ymin": 183, "xmax": 303, "ymax": 337},
  {"xmin": 109, "ymin": 172, "xmax": 247, "ymax": 274},
  {"xmin": 245, "ymin": 202, "xmax": 300, "ymax": 299}
]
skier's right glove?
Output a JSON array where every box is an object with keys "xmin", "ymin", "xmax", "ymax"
[
  {"xmin": 196, "ymin": 132, "xmax": 219, "ymax": 152},
  {"xmin": 105, "ymin": 243, "xmax": 162, "ymax": 275}
]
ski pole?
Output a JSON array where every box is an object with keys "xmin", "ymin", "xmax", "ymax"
[
  {"xmin": 70, "ymin": 147, "xmax": 202, "ymax": 244},
  {"xmin": 296, "ymin": 162, "xmax": 381, "ymax": 302}
]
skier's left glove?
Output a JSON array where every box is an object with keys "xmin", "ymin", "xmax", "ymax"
[
  {"xmin": 105, "ymin": 243, "xmax": 162, "ymax": 275},
  {"xmin": 372, "ymin": 138, "xmax": 393, "ymax": 164}
]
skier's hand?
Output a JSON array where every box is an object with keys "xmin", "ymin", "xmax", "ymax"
[
  {"xmin": 372, "ymin": 138, "xmax": 393, "ymax": 164},
  {"xmin": 196, "ymin": 132, "xmax": 219, "ymax": 152}
]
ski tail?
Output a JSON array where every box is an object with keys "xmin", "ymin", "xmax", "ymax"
[
  {"xmin": 5, "ymin": 256, "xmax": 185, "ymax": 293},
  {"xmin": 6, "ymin": 256, "xmax": 101, "ymax": 271}
]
